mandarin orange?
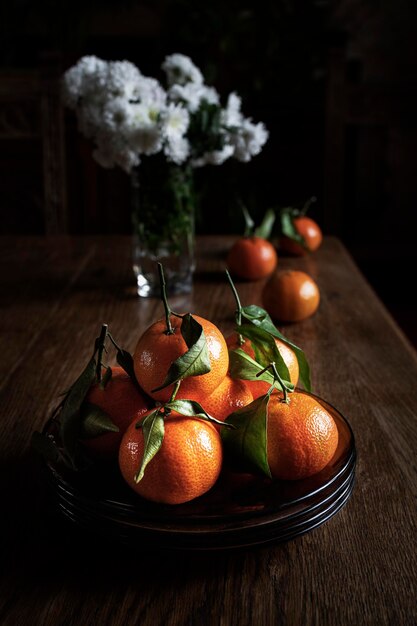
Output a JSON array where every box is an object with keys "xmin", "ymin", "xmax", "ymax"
[
  {"xmin": 133, "ymin": 314, "xmax": 229, "ymax": 403},
  {"xmin": 267, "ymin": 391, "xmax": 338, "ymax": 480},
  {"xmin": 119, "ymin": 411, "xmax": 223, "ymax": 504},
  {"xmin": 226, "ymin": 236, "xmax": 278, "ymax": 281},
  {"xmin": 263, "ymin": 269, "xmax": 320, "ymax": 322},
  {"xmin": 280, "ymin": 216, "xmax": 323, "ymax": 256},
  {"xmin": 203, "ymin": 374, "xmax": 253, "ymax": 425},
  {"xmin": 82, "ymin": 366, "xmax": 149, "ymax": 459}
]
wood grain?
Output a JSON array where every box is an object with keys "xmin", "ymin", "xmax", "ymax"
[{"xmin": 0, "ymin": 235, "xmax": 416, "ymax": 626}]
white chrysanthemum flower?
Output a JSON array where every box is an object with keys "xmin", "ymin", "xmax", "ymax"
[
  {"xmin": 102, "ymin": 97, "xmax": 135, "ymax": 133},
  {"xmin": 162, "ymin": 103, "xmax": 190, "ymax": 139},
  {"xmin": 162, "ymin": 53, "xmax": 203, "ymax": 86},
  {"xmin": 62, "ymin": 53, "xmax": 269, "ymax": 173},
  {"xmin": 168, "ymin": 83, "xmax": 220, "ymax": 113},
  {"xmin": 128, "ymin": 101, "xmax": 161, "ymax": 128},
  {"xmin": 191, "ymin": 144, "xmax": 235, "ymax": 168},
  {"xmin": 106, "ymin": 60, "xmax": 143, "ymax": 100},
  {"xmin": 221, "ymin": 92, "xmax": 243, "ymax": 128},
  {"xmin": 231, "ymin": 119, "xmax": 269, "ymax": 162},
  {"xmin": 62, "ymin": 55, "xmax": 107, "ymax": 108},
  {"xmin": 164, "ymin": 136, "xmax": 190, "ymax": 164},
  {"xmin": 134, "ymin": 75, "xmax": 167, "ymax": 108},
  {"xmin": 128, "ymin": 115, "xmax": 163, "ymax": 156},
  {"xmin": 168, "ymin": 84, "xmax": 200, "ymax": 112}
]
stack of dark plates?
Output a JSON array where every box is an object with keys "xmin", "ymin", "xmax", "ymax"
[{"xmin": 43, "ymin": 394, "xmax": 356, "ymax": 550}]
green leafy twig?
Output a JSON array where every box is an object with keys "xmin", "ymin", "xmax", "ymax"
[
  {"xmin": 257, "ymin": 362, "xmax": 292, "ymax": 404},
  {"xmin": 238, "ymin": 202, "xmax": 275, "ymax": 239},
  {"xmin": 240, "ymin": 304, "xmax": 312, "ymax": 391},
  {"xmin": 228, "ymin": 348, "xmax": 294, "ymax": 394},
  {"xmin": 225, "ymin": 273, "xmax": 312, "ymax": 391},
  {"xmin": 278, "ymin": 196, "xmax": 317, "ymax": 247},
  {"xmin": 221, "ymin": 360, "xmax": 294, "ymax": 477},
  {"xmin": 32, "ymin": 324, "xmax": 139, "ymax": 470}
]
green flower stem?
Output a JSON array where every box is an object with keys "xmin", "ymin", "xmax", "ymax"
[
  {"xmin": 158, "ymin": 263, "xmax": 174, "ymax": 335},
  {"xmin": 225, "ymin": 270, "xmax": 244, "ymax": 346}
]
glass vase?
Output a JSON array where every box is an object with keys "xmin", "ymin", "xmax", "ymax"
[{"xmin": 131, "ymin": 158, "xmax": 196, "ymax": 297}]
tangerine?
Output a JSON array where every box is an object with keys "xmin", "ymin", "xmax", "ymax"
[
  {"xmin": 203, "ymin": 374, "xmax": 253, "ymax": 424},
  {"xmin": 280, "ymin": 216, "xmax": 322, "ymax": 256},
  {"xmin": 226, "ymin": 334, "xmax": 299, "ymax": 399},
  {"xmin": 82, "ymin": 366, "xmax": 150, "ymax": 459},
  {"xmin": 133, "ymin": 314, "xmax": 229, "ymax": 403},
  {"xmin": 267, "ymin": 391, "xmax": 339, "ymax": 480},
  {"xmin": 119, "ymin": 411, "xmax": 223, "ymax": 504},
  {"xmin": 262, "ymin": 270, "xmax": 320, "ymax": 322},
  {"xmin": 226, "ymin": 236, "xmax": 278, "ymax": 281}
]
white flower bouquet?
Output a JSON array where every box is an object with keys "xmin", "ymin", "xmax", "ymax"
[
  {"xmin": 62, "ymin": 52, "xmax": 269, "ymax": 173},
  {"xmin": 62, "ymin": 53, "xmax": 269, "ymax": 296}
]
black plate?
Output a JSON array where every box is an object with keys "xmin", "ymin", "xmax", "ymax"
[{"xmin": 43, "ymin": 392, "xmax": 356, "ymax": 550}]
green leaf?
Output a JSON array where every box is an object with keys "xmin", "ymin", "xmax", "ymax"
[
  {"xmin": 59, "ymin": 356, "xmax": 97, "ymax": 467},
  {"xmin": 134, "ymin": 409, "xmax": 165, "ymax": 483},
  {"xmin": 151, "ymin": 314, "xmax": 211, "ymax": 392},
  {"xmin": 115, "ymin": 348, "xmax": 143, "ymax": 391},
  {"xmin": 241, "ymin": 204, "xmax": 255, "ymax": 237},
  {"xmin": 165, "ymin": 399, "xmax": 231, "ymax": 427},
  {"xmin": 221, "ymin": 395, "xmax": 272, "ymax": 478},
  {"xmin": 236, "ymin": 323, "xmax": 291, "ymax": 382},
  {"xmin": 254, "ymin": 208, "xmax": 276, "ymax": 239},
  {"xmin": 78, "ymin": 402, "xmax": 119, "ymax": 439},
  {"xmin": 31, "ymin": 431, "xmax": 62, "ymax": 465},
  {"xmin": 229, "ymin": 348, "xmax": 293, "ymax": 393},
  {"xmin": 279, "ymin": 207, "xmax": 306, "ymax": 247},
  {"xmin": 241, "ymin": 305, "xmax": 312, "ymax": 391}
]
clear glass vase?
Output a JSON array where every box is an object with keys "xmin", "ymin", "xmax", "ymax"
[{"xmin": 131, "ymin": 158, "xmax": 196, "ymax": 297}]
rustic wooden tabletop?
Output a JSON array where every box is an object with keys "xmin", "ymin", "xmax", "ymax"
[{"xmin": 0, "ymin": 235, "xmax": 416, "ymax": 625}]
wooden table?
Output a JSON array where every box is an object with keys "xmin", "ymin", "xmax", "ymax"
[{"xmin": 0, "ymin": 235, "xmax": 416, "ymax": 625}]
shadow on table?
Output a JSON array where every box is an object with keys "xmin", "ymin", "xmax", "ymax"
[{"xmin": 0, "ymin": 451, "xmax": 257, "ymax": 595}]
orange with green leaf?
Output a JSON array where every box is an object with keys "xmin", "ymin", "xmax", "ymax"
[
  {"xmin": 221, "ymin": 364, "xmax": 338, "ymax": 481},
  {"xmin": 32, "ymin": 323, "xmax": 148, "ymax": 469},
  {"xmin": 225, "ymin": 270, "xmax": 311, "ymax": 395},
  {"xmin": 81, "ymin": 365, "xmax": 149, "ymax": 459},
  {"xmin": 278, "ymin": 197, "xmax": 323, "ymax": 256},
  {"xmin": 226, "ymin": 206, "xmax": 278, "ymax": 281},
  {"xmin": 133, "ymin": 267, "xmax": 229, "ymax": 403},
  {"xmin": 119, "ymin": 408, "xmax": 223, "ymax": 504}
]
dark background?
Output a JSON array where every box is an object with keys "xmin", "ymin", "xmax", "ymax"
[{"xmin": 1, "ymin": 0, "xmax": 416, "ymax": 345}]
